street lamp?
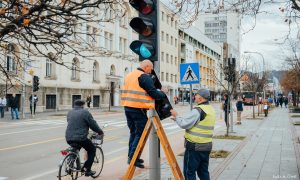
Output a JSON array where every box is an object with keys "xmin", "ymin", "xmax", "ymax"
[{"xmin": 243, "ymin": 51, "xmax": 265, "ymax": 72}]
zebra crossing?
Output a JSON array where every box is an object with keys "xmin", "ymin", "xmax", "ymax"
[{"xmin": 2, "ymin": 118, "xmax": 182, "ymax": 131}]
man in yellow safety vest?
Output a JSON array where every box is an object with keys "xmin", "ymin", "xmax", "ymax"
[{"xmin": 171, "ymin": 88, "xmax": 216, "ymax": 180}]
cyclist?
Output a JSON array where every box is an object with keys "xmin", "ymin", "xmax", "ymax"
[{"xmin": 65, "ymin": 99, "xmax": 104, "ymax": 177}]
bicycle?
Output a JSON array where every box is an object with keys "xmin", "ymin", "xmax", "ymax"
[{"xmin": 58, "ymin": 132, "xmax": 104, "ymax": 180}]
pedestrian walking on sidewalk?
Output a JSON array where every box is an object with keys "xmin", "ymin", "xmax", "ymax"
[
  {"xmin": 223, "ymin": 94, "xmax": 230, "ymax": 127},
  {"xmin": 0, "ymin": 95, "xmax": 7, "ymax": 118},
  {"xmin": 283, "ymin": 96, "xmax": 288, "ymax": 108},
  {"xmin": 9, "ymin": 94, "xmax": 19, "ymax": 120},
  {"xmin": 120, "ymin": 60, "xmax": 167, "ymax": 169},
  {"xmin": 236, "ymin": 96, "xmax": 243, "ymax": 125},
  {"xmin": 86, "ymin": 95, "xmax": 91, "ymax": 108},
  {"xmin": 170, "ymin": 88, "xmax": 216, "ymax": 180},
  {"xmin": 29, "ymin": 94, "xmax": 38, "ymax": 115},
  {"xmin": 263, "ymin": 101, "xmax": 269, "ymax": 117}
]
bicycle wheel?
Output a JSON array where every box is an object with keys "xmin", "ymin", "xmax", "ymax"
[
  {"xmin": 58, "ymin": 153, "xmax": 80, "ymax": 180},
  {"xmin": 91, "ymin": 146, "xmax": 104, "ymax": 178}
]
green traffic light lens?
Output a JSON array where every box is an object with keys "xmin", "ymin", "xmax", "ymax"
[
  {"xmin": 140, "ymin": 44, "xmax": 151, "ymax": 58},
  {"xmin": 130, "ymin": 40, "xmax": 154, "ymax": 59}
]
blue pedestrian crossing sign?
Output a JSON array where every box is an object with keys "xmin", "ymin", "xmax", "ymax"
[{"xmin": 180, "ymin": 63, "xmax": 200, "ymax": 85}]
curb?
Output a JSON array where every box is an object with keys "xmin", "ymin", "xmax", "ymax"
[
  {"xmin": 289, "ymin": 115, "xmax": 300, "ymax": 175},
  {"xmin": 211, "ymin": 115, "xmax": 267, "ymax": 180}
]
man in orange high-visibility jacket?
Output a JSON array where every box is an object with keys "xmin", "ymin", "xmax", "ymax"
[{"xmin": 121, "ymin": 60, "xmax": 167, "ymax": 168}]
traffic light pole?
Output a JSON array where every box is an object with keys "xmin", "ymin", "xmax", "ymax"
[{"xmin": 31, "ymin": 76, "xmax": 34, "ymax": 118}]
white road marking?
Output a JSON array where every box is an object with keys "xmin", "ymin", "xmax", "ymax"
[
  {"xmin": 0, "ymin": 177, "xmax": 8, "ymax": 180},
  {"xmin": 22, "ymin": 169, "xmax": 58, "ymax": 180}
]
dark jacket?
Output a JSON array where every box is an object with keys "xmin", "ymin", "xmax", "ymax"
[
  {"xmin": 65, "ymin": 106, "xmax": 103, "ymax": 141},
  {"xmin": 125, "ymin": 68, "xmax": 166, "ymax": 113},
  {"xmin": 236, "ymin": 100, "xmax": 243, "ymax": 111},
  {"xmin": 9, "ymin": 97, "xmax": 19, "ymax": 108},
  {"xmin": 223, "ymin": 99, "xmax": 230, "ymax": 112}
]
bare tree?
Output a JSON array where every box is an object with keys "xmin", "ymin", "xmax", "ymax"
[
  {"xmin": 241, "ymin": 62, "xmax": 269, "ymax": 118},
  {"xmin": 212, "ymin": 57, "xmax": 250, "ymax": 136}
]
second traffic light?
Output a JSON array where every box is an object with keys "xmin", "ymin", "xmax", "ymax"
[
  {"xmin": 33, "ymin": 75, "xmax": 40, "ymax": 92},
  {"xmin": 129, "ymin": 0, "xmax": 158, "ymax": 62}
]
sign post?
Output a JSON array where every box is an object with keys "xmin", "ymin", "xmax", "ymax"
[{"xmin": 180, "ymin": 63, "xmax": 200, "ymax": 110}]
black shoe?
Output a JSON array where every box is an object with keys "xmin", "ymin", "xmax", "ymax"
[
  {"xmin": 127, "ymin": 158, "xmax": 145, "ymax": 168},
  {"xmin": 85, "ymin": 170, "xmax": 96, "ymax": 177},
  {"xmin": 137, "ymin": 158, "xmax": 144, "ymax": 163}
]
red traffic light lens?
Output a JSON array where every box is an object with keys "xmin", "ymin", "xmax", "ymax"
[
  {"xmin": 130, "ymin": 0, "xmax": 154, "ymax": 15},
  {"xmin": 130, "ymin": 18, "xmax": 154, "ymax": 37}
]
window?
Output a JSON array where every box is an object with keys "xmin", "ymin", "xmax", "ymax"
[
  {"xmin": 171, "ymin": 74, "xmax": 173, "ymax": 82},
  {"xmin": 171, "ymin": 36, "xmax": 173, "ymax": 46},
  {"xmin": 161, "ymin": 52, "xmax": 164, "ymax": 61},
  {"xmin": 109, "ymin": 33, "xmax": 113, "ymax": 50},
  {"xmin": 161, "ymin": 31, "xmax": 164, "ymax": 41},
  {"xmin": 171, "ymin": 19, "xmax": 173, "ymax": 27},
  {"xmin": 161, "ymin": 11, "xmax": 164, "ymax": 21},
  {"xmin": 104, "ymin": 32, "xmax": 113, "ymax": 50},
  {"xmin": 93, "ymin": 61, "xmax": 99, "ymax": 82},
  {"xmin": 166, "ymin": 34, "xmax": 169, "ymax": 44},
  {"xmin": 91, "ymin": 27, "xmax": 97, "ymax": 46},
  {"xmin": 86, "ymin": 25, "xmax": 90, "ymax": 43},
  {"xmin": 110, "ymin": 64, "xmax": 116, "ymax": 75},
  {"xmin": 161, "ymin": 72, "xmax": 164, "ymax": 81},
  {"xmin": 6, "ymin": 44, "xmax": 17, "ymax": 73},
  {"xmin": 175, "ymin": 57, "xmax": 178, "ymax": 65},
  {"xmin": 166, "ymin": 73, "xmax": 169, "ymax": 82},
  {"xmin": 175, "ymin": 75, "xmax": 177, "ymax": 83},
  {"xmin": 72, "ymin": 58, "xmax": 80, "ymax": 80},
  {"xmin": 46, "ymin": 59, "xmax": 52, "ymax": 77},
  {"xmin": 171, "ymin": 55, "xmax": 173, "ymax": 64},
  {"xmin": 166, "ymin": 53, "xmax": 169, "ymax": 63},
  {"xmin": 175, "ymin": 38, "xmax": 177, "ymax": 47},
  {"xmin": 175, "ymin": 21, "xmax": 178, "ymax": 29}
]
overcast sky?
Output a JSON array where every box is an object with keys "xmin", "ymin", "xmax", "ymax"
[{"xmin": 240, "ymin": 3, "xmax": 299, "ymax": 71}]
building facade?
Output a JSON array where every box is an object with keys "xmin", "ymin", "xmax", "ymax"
[
  {"xmin": 179, "ymin": 25, "xmax": 222, "ymax": 101},
  {"xmin": 0, "ymin": 3, "xmax": 140, "ymax": 113}
]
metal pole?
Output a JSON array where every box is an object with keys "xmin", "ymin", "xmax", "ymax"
[
  {"xmin": 149, "ymin": 1, "xmax": 160, "ymax": 178},
  {"xmin": 190, "ymin": 84, "xmax": 193, "ymax": 110},
  {"xmin": 229, "ymin": 85, "xmax": 233, "ymax": 132},
  {"xmin": 149, "ymin": 109, "xmax": 160, "ymax": 180},
  {"xmin": 22, "ymin": 84, "xmax": 25, "ymax": 119},
  {"xmin": 31, "ymin": 76, "xmax": 34, "ymax": 118},
  {"xmin": 56, "ymin": 84, "xmax": 58, "ymax": 112}
]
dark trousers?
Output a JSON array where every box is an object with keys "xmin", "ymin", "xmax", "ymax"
[
  {"xmin": 224, "ymin": 111, "xmax": 229, "ymax": 127},
  {"xmin": 184, "ymin": 149, "xmax": 210, "ymax": 180},
  {"xmin": 67, "ymin": 139, "xmax": 96, "ymax": 171},
  {"xmin": 0, "ymin": 106, "xmax": 4, "ymax": 118},
  {"xmin": 30, "ymin": 104, "xmax": 36, "ymax": 115},
  {"xmin": 11, "ymin": 108, "xmax": 19, "ymax": 119},
  {"xmin": 125, "ymin": 110, "xmax": 148, "ymax": 159}
]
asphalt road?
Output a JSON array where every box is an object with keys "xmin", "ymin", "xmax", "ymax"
[{"xmin": 0, "ymin": 102, "xmax": 251, "ymax": 180}]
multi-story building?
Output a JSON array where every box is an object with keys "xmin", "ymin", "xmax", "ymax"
[
  {"xmin": 195, "ymin": 11, "xmax": 241, "ymax": 51},
  {"xmin": 179, "ymin": 25, "xmax": 222, "ymax": 100},
  {"xmin": 159, "ymin": 2, "xmax": 180, "ymax": 101},
  {"xmin": 0, "ymin": 3, "xmax": 140, "ymax": 113}
]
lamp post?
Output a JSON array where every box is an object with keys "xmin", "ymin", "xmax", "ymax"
[
  {"xmin": 244, "ymin": 51, "xmax": 265, "ymax": 72},
  {"xmin": 244, "ymin": 51, "xmax": 266, "ymax": 116}
]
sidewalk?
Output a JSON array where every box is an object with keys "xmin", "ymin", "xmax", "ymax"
[
  {"xmin": 0, "ymin": 106, "xmax": 124, "ymax": 122},
  {"xmin": 133, "ymin": 108, "xmax": 300, "ymax": 180}
]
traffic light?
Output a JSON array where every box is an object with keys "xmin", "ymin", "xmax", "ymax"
[
  {"xmin": 33, "ymin": 75, "xmax": 40, "ymax": 92},
  {"xmin": 224, "ymin": 58, "xmax": 236, "ymax": 83},
  {"xmin": 129, "ymin": 0, "xmax": 158, "ymax": 62}
]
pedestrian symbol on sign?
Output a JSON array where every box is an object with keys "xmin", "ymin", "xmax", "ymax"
[{"xmin": 182, "ymin": 65, "xmax": 198, "ymax": 82}]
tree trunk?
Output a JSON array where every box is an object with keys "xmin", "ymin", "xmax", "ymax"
[{"xmin": 252, "ymin": 96, "xmax": 255, "ymax": 119}]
